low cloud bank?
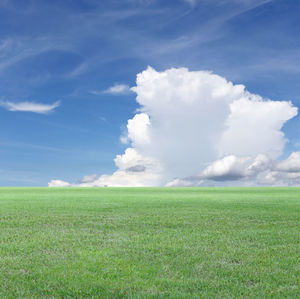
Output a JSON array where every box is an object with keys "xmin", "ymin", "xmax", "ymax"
[
  {"xmin": 48, "ymin": 179, "xmax": 71, "ymax": 187},
  {"xmin": 49, "ymin": 67, "xmax": 299, "ymax": 187}
]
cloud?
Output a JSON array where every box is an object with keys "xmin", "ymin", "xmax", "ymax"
[
  {"xmin": 199, "ymin": 154, "xmax": 271, "ymax": 181},
  {"xmin": 0, "ymin": 101, "xmax": 60, "ymax": 114},
  {"xmin": 219, "ymin": 97, "xmax": 296, "ymax": 158},
  {"xmin": 166, "ymin": 153, "xmax": 273, "ymax": 186},
  {"xmin": 121, "ymin": 113, "xmax": 151, "ymax": 145},
  {"xmin": 126, "ymin": 165, "xmax": 146, "ymax": 172},
  {"xmin": 49, "ymin": 67, "xmax": 298, "ymax": 187},
  {"xmin": 259, "ymin": 170, "xmax": 300, "ymax": 186},
  {"xmin": 199, "ymin": 151, "xmax": 300, "ymax": 186},
  {"xmin": 79, "ymin": 174, "xmax": 99, "ymax": 184},
  {"xmin": 90, "ymin": 84, "xmax": 133, "ymax": 96},
  {"xmin": 200, "ymin": 155, "xmax": 251, "ymax": 181},
  {"xmin": 191, "ymin": 151, "xmax": 300, "ymax": 186},
  {"xmin": 76, "ymin": 148, "xmax": 163, "ymax": 187},
  {"xmin": 166, "ymin": 178, "xmax": 203, "ymax": 187},
  {"xmin": 130, "ymin": 67, "xmax": 296, "ymax": 180},
  {"xmin": 104, "ymin": 84, "xmax": 132, "ymax": 95},
  {"xmin": 276, "ymin": 151, "xmax": 300, "ymax": 172},
  {"xmin": 183, "ymin": 0, "xmax": 197, "ymax": 6},
  {"xmin": 256, "ymin": 151, "xmax": 300, "ymax": 186},
  {"xmin": 48, "ymin": 180, "xmax": 71, "ymax": 187}
]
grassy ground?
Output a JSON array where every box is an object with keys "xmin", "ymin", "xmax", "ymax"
[{"xmin": 0, "ymin": 187, "xmax": 299, "ymax": 298}]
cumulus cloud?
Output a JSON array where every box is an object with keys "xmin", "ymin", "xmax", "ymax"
[
  {"xmin": 79, "ymin": 174, "xmax": 98, "ymax": 184},
  {"xmin": 48, "ymin": 180, "xmax": 71, "ymax": 187},
  {"xmin": 165, "ymin": 154, "xmax": 272, "ymax": 186},
  {"xmin": 198, "ymin": 154, "xmax": 271, "ymax": 181},
  {"xmin": 256, "ymin": 151, "xmax": 300, "ymax": 186},
  {"xmin": 259, "ymin": 171, "xmax": 300, "ymax": 186},
  {"xmin": 200, "ymin": 155, "xmax": 251, "ymax": 181},
  {"xmin": 126, "ymin": 165, "xmax": 146, "ymax": 172},
  {"xmin": 166, "ymin": 178, "xmax": 203, "ymax": 187},
  {"xmin": 77, "ymin": 148, "xmax": 163, "ymax": 187},
  {"xmin": 219, "ymin": 97, "xmax": 296, "ymax": 158},
  {"xmin": 276, "ymin": 151, "xmax": 300, "ymax": 172},
  {"xmin": 121, "ymin": 113, "xmax": 151, "ymax": 145},
  {"xmin": 130, "ymin": 67, "xmax": 296, "ymax": 180},
  {"xmin": 194, "ymin": 151, "xmax": 300, "ymax": 186},
  {"xmin": 49, "ymin": 67, "xmax": 298, "ymax": 187},
  {"xmin": 0, "ymin": 100, "xmax": 60, "ymax": 114}
]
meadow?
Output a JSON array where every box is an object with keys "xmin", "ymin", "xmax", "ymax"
[{"xmin": 0, "ymin": 187, "xmax": 299, "ymax": 298}]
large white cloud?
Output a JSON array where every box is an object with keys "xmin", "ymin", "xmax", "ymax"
[
  {"xmin": 129, "ymin": 67, "xmax": 296, "ymax": 182},
  {"xmin": 131, "ymin": 67, "xmax": 245, "ymax": 179},
  {"xmin": 49, "ymin": 67, "xmax": 298, "ymax": 187}
]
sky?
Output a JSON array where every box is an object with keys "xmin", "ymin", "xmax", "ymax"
[{"xmin": 1, "ymin": 0, "xmax": 300, "ymax": 187}]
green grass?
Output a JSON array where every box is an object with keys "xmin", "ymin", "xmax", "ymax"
[{"xmin": 0, "ymin": 187, "xmax": 299, "ymax": 298}]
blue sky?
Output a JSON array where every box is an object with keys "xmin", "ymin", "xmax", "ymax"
[{"xmin": 1, "ymin": 0, "xmax": 300, "ymax": 186}]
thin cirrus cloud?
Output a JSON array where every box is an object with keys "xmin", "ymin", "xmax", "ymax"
[
  {"xmin": 49, "ymin": 67, "xmax": 299, "ymax": 187},
  {"xmin": 90, "ymin": 84, "xmax": 132, "ymax": 96},
  {"xmin": 104, "ymin": 84, "xmax": 132, "ymax": 95},
  {"xmin": 183, "ymin": 0, "xmax": 197, "ymax": 6},
  {"xmin": 0, "ymin": 100, "xmax": 60, "ymax": 114}
]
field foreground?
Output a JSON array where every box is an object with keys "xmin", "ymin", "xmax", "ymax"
[{"xmin": 0, "ymin": 187, "xmax": 299, "ymax": 298}]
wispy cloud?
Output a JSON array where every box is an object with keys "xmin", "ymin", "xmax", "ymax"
[
  {"xmin": 106, "ymin": 84, "xmax": 132, "ymax": 95},
  {"xmin": 0, "ymin": 100, "xmax": 60, "ymax": 114},
  {"xmin": 91, "ymin": 84, "xmax": 133, "ymax": 96},
  {"xmin": 0, "ymin": 141, "xmax": 65, "ymax": 152},
  {"xmin": 183, "ymin": 0, "xmax": 197, "ymax": 6}
]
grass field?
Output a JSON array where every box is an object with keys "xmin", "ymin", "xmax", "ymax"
[{"xmin": 0, "ymin": 187, "xmax": 299, "ymax": 298}]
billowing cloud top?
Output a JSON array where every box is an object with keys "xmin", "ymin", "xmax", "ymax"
[{"xmin": 49, "ymin": 67, "xmax": 299, "ymax": 187}]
